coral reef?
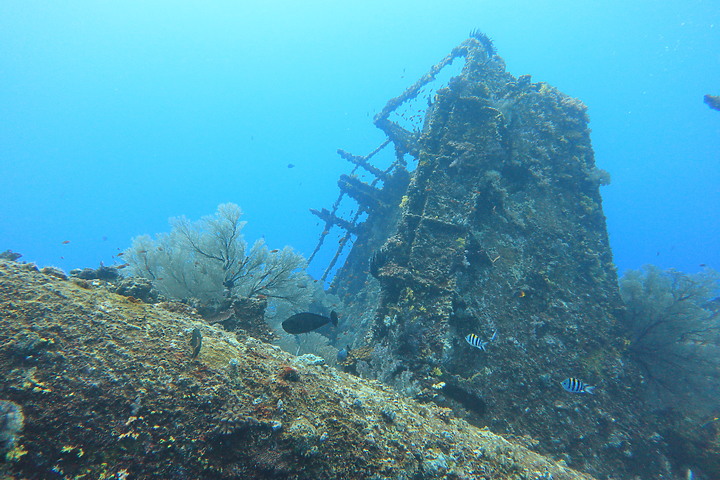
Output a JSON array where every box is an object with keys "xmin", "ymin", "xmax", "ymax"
[{"xmin": 0, "ymin": 258, "xmax": 597, "ymax": 479}]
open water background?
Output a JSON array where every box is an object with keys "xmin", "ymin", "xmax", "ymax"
[{"xmin": 1, "ymin": 0, "xmax": 718, "ymax": 279}]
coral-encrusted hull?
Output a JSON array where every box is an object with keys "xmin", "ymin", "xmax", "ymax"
[{"xmin": 0, "ymin": 259, "xmax": 596, "ymax": 479}]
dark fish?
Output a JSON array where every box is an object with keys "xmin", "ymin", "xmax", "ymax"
[
  {"xmin": 61, "ymin": 240, "xmax": 70, "ymax": 244},
  {"xmin": 282, "ymin": 311, "xmax": 338, "ymax": 334},
  {"xmin": 287, "ymin": 163, "xmax": 295, "ymax": 168},
  {"xmin": 369, "ymin": 249, "xmax": 388, "ymax": 279},
  {"xmin": 190, "ymin": 328, "xmax": 202, "ymax": 358},
  {"xmin": 561, "ymin": 377, "xmax": 595, "ymax": 394}
]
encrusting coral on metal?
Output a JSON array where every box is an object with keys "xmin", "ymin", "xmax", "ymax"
[
  {"xmin": 0, "ymin": 259, "xmax": 596, "ymax": 479},
  {"xmin": 310, "ymin": 32, "xmax": 692, "ymax": 479}
]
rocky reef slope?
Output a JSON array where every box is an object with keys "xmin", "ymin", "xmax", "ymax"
[{"xmin": 0, "ymin": 259, "xmax": 594, "ymax": 479}]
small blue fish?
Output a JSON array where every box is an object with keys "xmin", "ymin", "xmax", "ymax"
[
  {"xmin": 465, "ymin": 331, "xmax": 496, "ymax": 351},
  {"xmin": 337, "ymin": 346, "xmax": 350, "ymax": 363},
  {"xmin": 561, "ymin": 377, "xmax": 595, "ymax": 394}
]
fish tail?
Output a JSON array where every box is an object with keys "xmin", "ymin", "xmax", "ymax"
[
  {"xmin": 585, "ymin": 385, "xmax": 596, "ymax": 394},
  {"xmin": 330, "ymin": 310, "xmax": 338, "ymax": 326}
]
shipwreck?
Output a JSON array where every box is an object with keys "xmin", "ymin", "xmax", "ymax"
[{"xmin": 309, "ymin": 31, "xmax": 687, "ymax": 479}]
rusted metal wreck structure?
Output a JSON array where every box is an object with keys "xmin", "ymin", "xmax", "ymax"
[{"xmin": 309, "ymin": 32, "xmax": 679, "ymax": 479}]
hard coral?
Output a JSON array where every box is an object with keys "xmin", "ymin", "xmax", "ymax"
[{"xmin": 215, "ymin": 402, "xmax": 258, "ymax": 436}]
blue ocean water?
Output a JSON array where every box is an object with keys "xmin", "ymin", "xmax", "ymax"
[{"xmin": 1, "ymin": 1, "xmax": 718, "ymax": 280}]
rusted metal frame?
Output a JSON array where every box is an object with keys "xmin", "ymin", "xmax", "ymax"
[
  {"xmin": 373, "ymin": 45, "xmax": 469, "ymax": 126},
  {"xmin": 321, "ymin": 230, "xmax": 353, "ymax": 282},
  {"xmin": 310, "ymin": 41, "xmax": 467, "ymax": 271},
  {"xmin": 308, "ymin": 139, "xmax": 396, "ymax": 264}
]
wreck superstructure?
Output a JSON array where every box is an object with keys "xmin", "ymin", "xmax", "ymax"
[{"xmin": 310, "ymin": 33, "xmax": 675, "ymax": 479}]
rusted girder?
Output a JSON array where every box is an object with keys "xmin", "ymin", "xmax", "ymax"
[
  {"xmin": 309, "ymin": 208, "xmax": 357, "ymax": 233},
  {"xmin": 337, "ymin": 174, "xmax": 387, "ymax": 213},
  {"xmin": 337, "ymin": 149, "xmax": 387, "ymax": 179}
]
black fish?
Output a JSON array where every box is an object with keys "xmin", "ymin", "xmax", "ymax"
[
  {"xmin": 190, "ymin": 327, "xmax": 202, "ymax": 358},
  {"xmin": 282, "ymin": 311, "xmax": 338, "ymax": 334},
  {"xmin": 369, "ymin": 249, "xmax": 388, "ymax": 279}
]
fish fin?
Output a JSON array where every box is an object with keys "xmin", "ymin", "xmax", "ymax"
[
  {"xmin": 585, "ymin": 385, "xmax": 596, "ymax": 394},
  {"xmin": 330, "ymin": 310, "xmax": 338, "ymax": 326}
]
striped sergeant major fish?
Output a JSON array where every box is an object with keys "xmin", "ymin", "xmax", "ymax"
[
  {"xmin": 465, "ymin": 331, "xmax": 496, "ymax": 351},
  {"xmin": 561, "ymin": 377, "xmax": 595, "ymax": 394}
]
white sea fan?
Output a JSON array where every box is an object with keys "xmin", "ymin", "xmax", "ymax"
[{"xmin": 124, "ymin": 203, "xmax": 313, "ymax": 314}]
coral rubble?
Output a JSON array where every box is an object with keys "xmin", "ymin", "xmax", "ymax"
[{"xmin": 0, "ymin": 259, "xmax": 595, "ymax": 479}]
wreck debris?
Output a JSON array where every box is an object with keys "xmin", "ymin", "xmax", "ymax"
[
  {"xmin": 308, "ymin": 35, "xmax": 488, "ymax": 285},
  {"xmin": 307, "ymin": 138, "xmax": 410, "ymax": 282}
]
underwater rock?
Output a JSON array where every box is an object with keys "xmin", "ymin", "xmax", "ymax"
[
  {"xmin": 39, "ymin": 266, "xmax": 68, "ymax": 280},
  {"xmin": 70, "ymin": 264, "xmax": 121, "ymax": 281},
  {"xmin": 201, "ymin": 296, "xmax": 274, "ymax": 342},
  {"xmin": 112, "ymin": 276, "xmax": 159, "ymax": 303},
  {"xmin": 293, "ymin": 353, "xmax": 326, "ymax": 366},
  {"xmin": 0, "ymin": 258, "xmax": 595, "ymax": 479}
]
